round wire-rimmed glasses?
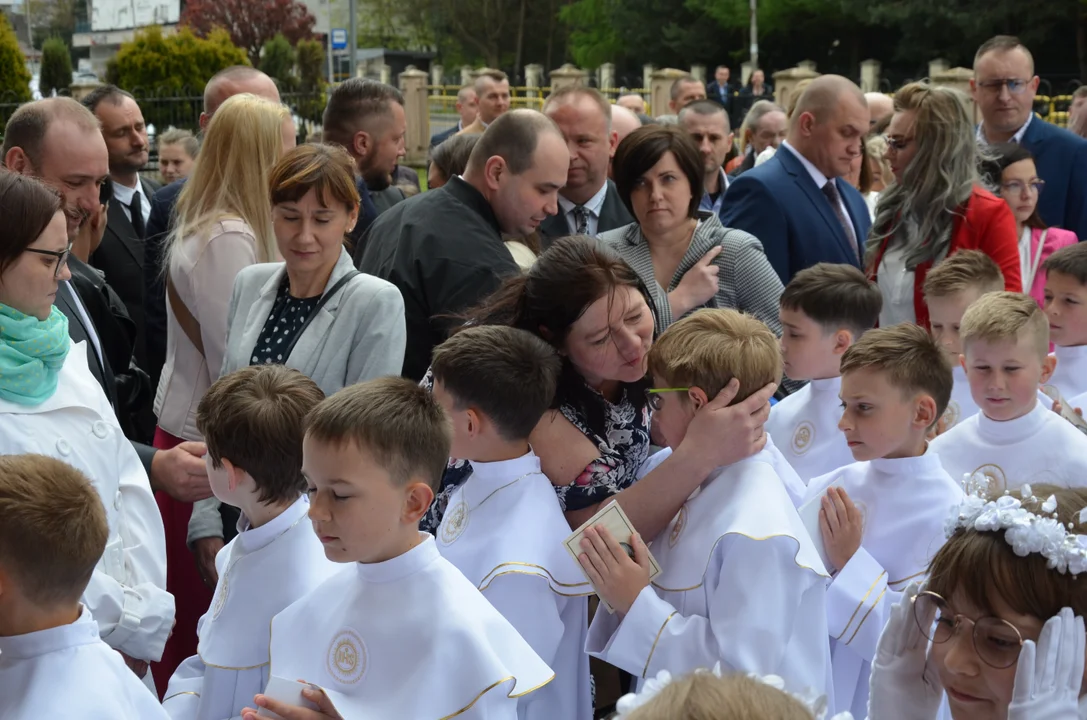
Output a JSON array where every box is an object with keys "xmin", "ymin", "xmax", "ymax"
[{"xmin": 912, "ymin": 590, "xmax": 1025, "ymax": 669}]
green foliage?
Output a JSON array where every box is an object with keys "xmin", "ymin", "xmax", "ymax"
[
  {"xmin": 292, "ymin": 38, "xmax": 326, "ymax": 122},
  {"xmin": 39, "ymin": 36, "xmax": 72, "ymax": 97},
  {"xmin": 0, "ymin": 12, "xmax": 30, "ymax": 102},
  {"xmin": 260, "ymin": 33, "xmax": 297, "ymax": 90}
]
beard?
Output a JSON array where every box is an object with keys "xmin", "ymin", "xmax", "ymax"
[{"xmin": 361, "ymin": 164, "xmax": 393, "ymax": 192}]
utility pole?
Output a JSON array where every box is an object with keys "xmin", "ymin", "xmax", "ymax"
[
  {"xmin": 348, "ymin": 0, "xmax": 357, "ymax": 79},
  {"xmin": 326, "ymin": 0, "xmax": 334, "ymax": 82},
  {"xmin": 749, "ymin": 0, "xmax": 758, "ymax": 71}
]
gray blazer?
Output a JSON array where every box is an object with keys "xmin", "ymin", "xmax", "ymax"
[{"xmin": 188, "ymin": 247, "xmax": 406, "ymax": 543}]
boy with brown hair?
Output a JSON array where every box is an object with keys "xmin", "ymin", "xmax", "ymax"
[
  {"xmin": 247, "ymin": 377, "xmax": 553, "ymax": 720},
  {"xmin": 164, "ymin": 365, "xmax": 340, "ymax": 720},
  {"xmin": 768, "ymin": 262, "xmax": 882, "ymax": 483},
  {"xmin": 0, "ymin": 454, "xmax": 169, "ymax": 719},
  {"xmin": 930, "ymin": 291, "xmax": 1087, "ymax": 489},
  {"xmin": 430, "ymin": 325, "xmax": 592, "ymax": 720},
  {"xmin": 923, "ymin": 249, "xmax": 1006, "ymax": 430},
  {"xmin": 1042, "ymin": 242, "xmax": 1087, "ymax": 398},
  {"xmin": 580, "ymin": 309, "xmax": 831, "ymax": 699},
  {"xmin": 801, "ymin": 323, "xmax": 963, "ymax": 718}
]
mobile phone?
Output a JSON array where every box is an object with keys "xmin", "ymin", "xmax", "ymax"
[{"xmin": 99, "ymin": 176, "xmax": 113, "ymax": 206}]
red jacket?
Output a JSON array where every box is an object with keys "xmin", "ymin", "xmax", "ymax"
[{"xmin": 869, "ymin": 186, "xmax": 1022, "ymax": 328}]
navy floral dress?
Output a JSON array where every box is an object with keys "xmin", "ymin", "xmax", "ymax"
[{"xmin": 418, "ymin": 369, "xmax": 652, "ymax": 534}]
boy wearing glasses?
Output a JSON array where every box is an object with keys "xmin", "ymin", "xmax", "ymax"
[
  {"xmin": 430, "ymin": 326, "xmax": 592, "ymax": 720},
  {"xmin": 578, "ymin": 309, "xmax": 832, "ymax": 699}
]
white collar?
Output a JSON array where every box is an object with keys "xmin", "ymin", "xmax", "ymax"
[
  {"xmin": 462, "ymin": 450, "xmax": 543, "ymax": 511},
  {"xmin": 110, "ymin": 178, "xmax": 146, "ymax": 206},
  {"xmin": 977, "ymin": 112, "xmax": 1034, "ymax": 146},
  {"xmin": 355, "ymin": 532, "xmax": 440, "ymax": 584},
  {"xmin": 780, "ymin": 140, "xmax": 831, "ymax": 190},
  {"xmin": 975, "ymin": 397, "xmax": 1048, "ymax": 441},
  {"xmin": 234, "ymin": 495, "xmax": 311, "ymax": 554},
  {"xmin": 807, "ymin": 375, "xmax": 842, "ymax": 397},
  {"xmin": 558, "ymin": 180, "xmax": 609, "ymax": 217},
  {"xmin": 1055, "ymin": 344, "xmax": 1087, "ymax": 362},
  {"xmin": 0, "ymin": 605, "xmax": 97, "ymax": 662},
  {"xmin": 868, "ymin": 446, "xmax": 945, "ymax": 478}
]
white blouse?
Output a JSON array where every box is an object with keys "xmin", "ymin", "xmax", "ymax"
[{"xmin": 878, "ymin": 243, "xmax": 916, "ymax": 326}]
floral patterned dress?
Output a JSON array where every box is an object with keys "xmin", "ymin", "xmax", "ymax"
[{"xmin": 419, "ymin": 370, "xmax": 652, "ymax": 534}]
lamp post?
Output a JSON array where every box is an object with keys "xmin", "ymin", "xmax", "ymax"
[
  {"xmin": 348, "ymin": 0, "xmax": 357, "ymax": 79},
  {"xmin": 749, "ymin": 0, "xmax": 758, "ymax": 71}
]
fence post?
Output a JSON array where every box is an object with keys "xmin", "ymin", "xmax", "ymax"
[
  {"xmin": 772, "ymin": 63, "xmax": 820, "ymax": 109},
  {"xmin": 929, "ymin": 59, "xmax": 949, "ymax": 78},
  {"xmin": 860, "ymin": 60, "xmax": 881, "ymax": 93},
  {"xmin": 550, "ymin": 63, "xmax": 588, "ymax": 91},
  {"xmin": 650, "ymin": 67, "xmax": 687, "ymax": 117},
  {"xmin": 741, "ymin": 61, "xmax": 753, "ymax": 87},
  {"xmin": 599, "ymin": 63, "xmax": 616, "ymax": 92},
  {"xmin": 460, "ymin": 65, "xmax": 473, "ymax": 86},
  {"xmin": 690, "ymin": 64, "xmax": 705, "ymax": 83},
  {"xmin": 931, "ymin": 67, "xmax": 977, "ymax": 123},
  {"xmin": 430, "ymin": 64, "xmax": 444, "ymax": 95},
  {"xmin": 399, "ymin": 66, "xmax": 429, "ymax": 167},
  {"xmin": 642, "ymin": 64, "xmax": 655, "ymax": 93},
  {"xmin": 525, "ymin": 63, "xmax": 544, "ymax": 100}
]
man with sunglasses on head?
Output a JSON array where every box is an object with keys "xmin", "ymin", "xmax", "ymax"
[{"xmin": 973, "ymin": 35, "xmax": 1087, "ymax": 241}]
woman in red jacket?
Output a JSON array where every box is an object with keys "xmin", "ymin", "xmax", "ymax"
[{"xmin": 866, "ymin": 81, "xmax": 1021, "ymax": 329}]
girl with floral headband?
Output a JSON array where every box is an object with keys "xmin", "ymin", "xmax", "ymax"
[{"xmin": 869, "ymin": 483, "xmax": 1087, "ymax": 720}]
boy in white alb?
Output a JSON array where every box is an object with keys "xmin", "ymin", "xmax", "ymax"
[
  {"xmin": 242, "ymin": 378, "xmax": 553, "ymax": 720},
  {"xmin": 931, "ymin": 291, "xmax": 1087, "ymax": 489},
  {"xmin": 1042, "ymin": 243, "xmax": 1087, "ymax": 398},
  {"xmin": 801, "ymin": 323, "xmax": 963, "ymax": 718},
  {"xmin": 922, "ymin": 249, "xmax": 1007, "ymax": 433},
  {"xmin": 0, "ymin": 455, "xmax": 169, "ymax": 719},
  {"xmin": 431, "ymin": 325, "xmax": 593, "ymax": 720},
  {"xmin": 581, "ymin": 310, "xmax": 833, "ymax": 699},
  {"xmin": 163, "ymin": 366, "xmax": 340, "ymax": 719},
  {"xmin": 768, "ymin": 263, "xmax": 882, "ymax": 485}
]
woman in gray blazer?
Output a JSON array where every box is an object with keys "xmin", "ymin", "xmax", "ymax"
[{"xmin": 189, "ymin": 143, "xmax": 406, "ymax": 568}]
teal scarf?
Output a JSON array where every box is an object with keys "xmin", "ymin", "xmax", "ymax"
[{"xmin": 0, "ymin": 304, "xmax": 70, "ymax": 405}]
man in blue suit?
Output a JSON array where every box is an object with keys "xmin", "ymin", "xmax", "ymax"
[
  {"xmin": 720, "ymin": 75, "xmax": 872, "ymax": 284},
  {"xmin": 973, "ymin": 35, "xmax": 1087, "ymax": 241}
]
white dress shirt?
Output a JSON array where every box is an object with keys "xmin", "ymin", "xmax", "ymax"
[
  {"xmin": 111, "ymin": 179, "xmax": 152, "ymax": 228},
  {"xmin": 977, "ymin": 111, "xmax": 1033, "ymax": 146},
  {"xmin": 557, "ymin": 181, "xmax": 609, "ymax": 236}
]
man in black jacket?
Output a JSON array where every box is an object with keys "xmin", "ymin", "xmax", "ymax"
[{"xmin": 359, "ymin": 109, "xmax": 569, "ymax": 380}]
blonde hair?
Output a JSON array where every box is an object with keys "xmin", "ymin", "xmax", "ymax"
[
  {"xmin": 624, "ymin": 672, "xmax": 814, "ymax": 720},
  {"xmin": 647, "ymin": 309, "xmax": 782, "ymax": 405},
  {"xmin": 959, "ymin": 291, "xmax": 1049, "ymax": 359},
  {"xmin": 865, "ymin": 134, "xmax": 892, "ymax": 186},
  {"xmin": 922, "ymin": 249, "xmax": 1006, "ymax": 300},
  {"xmin": 167, "ymin": 94, "xmax": 290, "ymax": 269}
]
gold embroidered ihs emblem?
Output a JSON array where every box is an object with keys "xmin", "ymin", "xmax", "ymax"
[
  {"xmin": 942, "ymin": 401, "xmax": 960, "ymax": 431},
  {"xmin": 211, "ymin": 575, "xmax": 228, "ymax": 619},
  {"xmin": 440, "ymin": 501, "xmax": 469, "ymax": 545},
  {"xmin": 792, "ymin": 421, "xmax": 815, "ymax": 455},
  {"xmin": 326, "ymin": 628, "xmax": 367, "ymax": 685},
  {"xmin": 966, "ymin": 464, "xmax": 1006, "ymax": 496},
  {"xmin": 669, "ymin": 506, "xmax": 688, "ymax": 548}
]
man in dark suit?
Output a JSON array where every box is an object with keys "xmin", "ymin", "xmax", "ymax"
[
  {"xmin": 721, "ymin": 76, "xmax": 872, "ymax": 284},
  {"xmin": 82, "ymin": 85, "xmax": 159, "ymax": 372},
  {"xmin": 706, "ymin": 65, "xmax": 736, "ymax": 127},
  {"xmin": 539, "ymin": 86, "xmax": 634, "ymax": 247},
  {"xmin": 429, "ymin": 84, "xmax": 478, "ymax": 148},
  {"xmin": 973, "ymin": 35, "xmax": 1087, "ymax": 240}
]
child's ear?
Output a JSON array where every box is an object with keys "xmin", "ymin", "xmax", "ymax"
[
  {"xmin": 465, "ymin": 408, "xmax": 482, "ymax": 438},
  {"xmin": 221, "ymin": 457, "xmax": 243, "ymax": 492},
  {"xmin": 959, "ymin": 353, "xmax": 967, "ymax": 372},
  {"xmin": 402, "ymin": 481, "xmax": 435, "ymax": 525},
  {"xmin": 914, "ymin": 394, "xmax": 939, "ymax": 430},
  {"xmin": 833, "ymin": 329, "xmax": 854, "ymax": 356},
  {"xmin": 688, "ymin": 386, "xmax": 709, "ymax": 411},
  {"xmin": 1041, "ymin": 354, "xmax": 1058, "ymax": 384}
]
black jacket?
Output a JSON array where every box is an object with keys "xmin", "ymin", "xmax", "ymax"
[
  {"xmin": 537, "ymin": 180, "xmax": 634, "ymax": 250},
  {"xmin": 358, "ymin": 176, "xmax": 520, "ymax": 381},
  {"xmin": 143, "ymin": 177, "xmax": 185, "ymax": 391}
]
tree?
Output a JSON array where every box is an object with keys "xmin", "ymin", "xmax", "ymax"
[
  {"xmin": 0, "ymin": 12, "xmax": 30, "ymax": 102},
  {"xmin": 181, "ymin": 0, "xmax": 316, "ymax": 67},
  {"xmin": 39, "ymin": 36, "xmax": 71, "ymax": 97},
  {"xmin": 294, "ymin": 38, "xmax": 326, "ymax": 123},
  {"xmin": 29, "ymin": 0, "xmax": 77, "ymax": 52},
  {"xmin": 260, "ymin": 33, "xmax": 296, "ymax": 90}
]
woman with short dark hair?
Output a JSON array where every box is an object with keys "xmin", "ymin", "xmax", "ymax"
[{"xmin": 601, "ymin": 125, "xmax": 784, "ymax": 336}]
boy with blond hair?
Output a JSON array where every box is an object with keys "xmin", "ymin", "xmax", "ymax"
[
  {"xmin": 246, "ymin": 378, "xmax": 552, "ymax": 720},
  {"xmin": 0, "ymin": 455, "xmax": 169, "ymax": 719},
  {"xmin": 163, "ymin": 366, "xmax": 340, "ymax": 720},
  {"xmin": 768, "ymin": 262, "xmax": 882, "ymax": 484},
  {"xmin": 431, "ymin": 325, "xmax": 592, "ymax": 720},
  {"xmin": 930, "ymin": 291, "xmax": 1087, "ymax": 488},
  {"xmin": 801, "ymin": 323, "xmax": 963, "ymax": 718},
  {"xmin": 923, "ymin": 249, "xmax": 1006, "ymax": 431},
  {"xmin": 1042, "ymin": 243, "xmax": 1087, "ymax": 399},
  {"xmin": 581, "ymin": 309, "xmax": 831, "ymax": 699}
]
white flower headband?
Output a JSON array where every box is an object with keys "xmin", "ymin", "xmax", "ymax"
[
  {"xmin": 947, "ymin": 479, "xmax": 1087, "ymax": 576},
  {"xmin": 613, "ymin": 663, "xmax": 853, "ymax": 719}
]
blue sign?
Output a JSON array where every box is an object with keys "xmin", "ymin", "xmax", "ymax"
[{"xmin": 331, "ymin": 29, "xmax": 347, "ymax": 50}]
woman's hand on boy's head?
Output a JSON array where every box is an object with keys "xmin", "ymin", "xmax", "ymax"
[
  {"xmin": 577, "ymin": 525, "xmax": 650, "ymax": 617},
  {"xmin": 242, "ymin": 684, "xmax": 343, "ymax": 720},
  {"xmin": 820, "ymin": 487, "xmax": 863, "ymax": 572},
  {"xmin": 678, "ymin": 379, "xmax": 775, "ymax": 474}
]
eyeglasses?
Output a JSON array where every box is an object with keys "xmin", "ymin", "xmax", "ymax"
[
  {"xmin": 1001, "ymin": 179, "xmax": 1046, "ymax": 196},
  {"xmin": 913, "ymin": 590, "xmax": 1025, "ymax": 669},
  {"xmin": 883, "ymin": 135, "xmax": 915, "ymax": 152},
  {"xmin": 24, "ymin": 244, "xmax": 72, "ymax": 279},
  {"xmin": 644, "ymin": 387, "xmax": 690, "ymax": 411},
  {"xmin": 976, "ymin": 78, "xmax": 1031, "ymax": 95}
]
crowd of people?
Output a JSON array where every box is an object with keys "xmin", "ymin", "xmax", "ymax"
[{"xmin": 2, "ymin": 29, "xmax": 1087, "ymax": 720}]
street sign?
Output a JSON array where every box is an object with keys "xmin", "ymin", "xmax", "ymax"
[{"xmin": 331, "ymin": 29, "xmax": 347, "ymax": 50}]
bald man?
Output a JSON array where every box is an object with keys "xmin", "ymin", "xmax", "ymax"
[
  {"xmin": 616, "ymin": 93, "xmax": 647, "ymax": 114},
  {"xmin": 864, "ymin": 92, "xmax": 893, "ymax": 129},
  {"xmin": 722, "ymin": 75, "xmax": 871, "ymax": 284},
  {"xmin": 608, "ymin": 104, "xmax": 641, "ymax": 178}
]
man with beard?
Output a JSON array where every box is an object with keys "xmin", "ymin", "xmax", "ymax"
[{"xmin": 320, "ymin": 78, "xmax": 407, "ymax": 264}]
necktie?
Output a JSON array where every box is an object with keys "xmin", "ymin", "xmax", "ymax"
[
  {"xmin": 128, "ymin": 192, "xmax": 146, "ymax": 239},
  {"xmin": 573, "ymin": 205, "xmax": 589, "ymax": 235},
  {"xmin": 821, "ymin": 180, "xmax": 858, "ymax": 260}
]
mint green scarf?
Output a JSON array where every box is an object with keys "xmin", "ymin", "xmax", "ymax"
[{"xmin": 0, "ymin": 304, "xmax": 70, "ymax": 405}]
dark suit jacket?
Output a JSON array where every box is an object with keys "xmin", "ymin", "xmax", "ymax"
[
  {"xmin": 429, "ymin": 125, "xmax": 458, "ymax": 148},
  {"xmin": 143, "ymin": 178, "xmax": 185, "ymax": 390},
  {"xmin": 1020, "ymin": 117, "xmax": 1087, "ymax": 240},
  {"xmin": 91, "ymin": 176, "xmax": 160, "ymax": 371},
  {"xmin": 721, "ymin": 146, "xmax": 871, "ymax": 284},
  {"xmin": 537, "ymin": 180, "xmax": 635, "ymax": 250}
]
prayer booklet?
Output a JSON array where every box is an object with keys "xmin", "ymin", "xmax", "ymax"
[
  {"xmin": 564, "ymin": 501, "xmax": 661, "ymax": 612},
  {"xmin": 257, "ymin": 677, "xmax": 320, "ymax": 718}
]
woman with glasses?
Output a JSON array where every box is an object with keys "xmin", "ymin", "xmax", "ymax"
[
  {"xmin": 980, "ymin": 143, "xmax": 1078, "ymax": 307},
  {"xmin": 0, "ymin": 171, "xmax": 170, "ymax": 688},
  {"xmin": 869, "ymin": 483, "xmax": 1087, "ymax": 720},
  {"xmin": 866, "ymin": 81, "xmax": 1021, "ymax": 329}
]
